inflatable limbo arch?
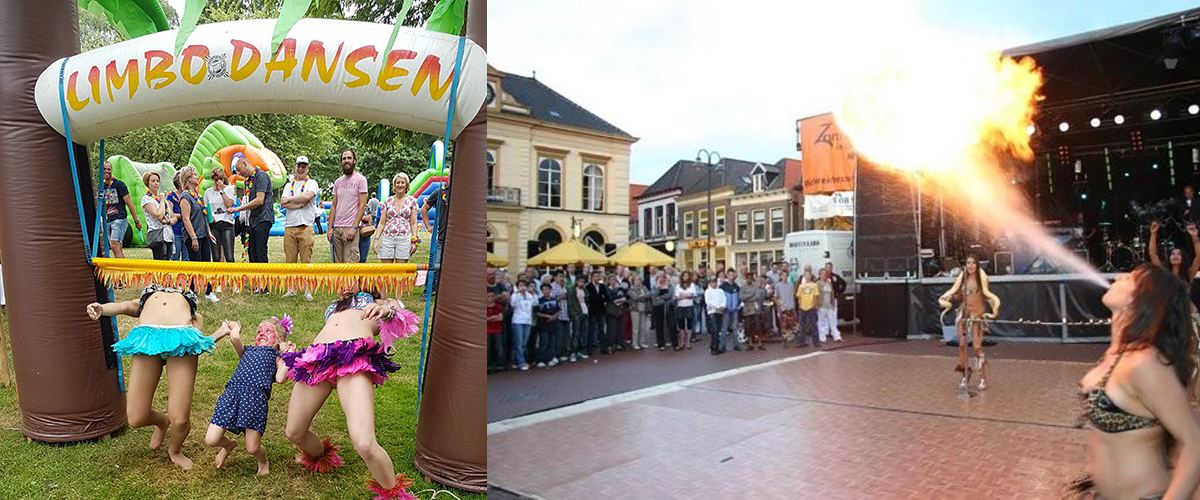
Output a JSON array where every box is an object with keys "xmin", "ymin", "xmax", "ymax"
[{"xmin": 0, "ymin": 1, "xmax": 487, "ymax": 492}]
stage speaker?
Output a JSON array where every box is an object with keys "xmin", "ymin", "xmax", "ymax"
[{"xmin": 858, "ymin": 283, "xmax": 908, "ymax": 339}]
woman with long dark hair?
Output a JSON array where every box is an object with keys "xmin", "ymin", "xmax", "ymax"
[
  {"xmin": 1150, "ymin": 222, "xmax": 1200, "ymax": 284},
  {"xmin": 1071, "ymin": 264, "xmax": 1200, "ymax": 499},
  {"xmin": 938, "ymin": 255, "xmax": 1000, "ymax": 391}
]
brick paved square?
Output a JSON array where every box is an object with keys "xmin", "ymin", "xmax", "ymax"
[{"xmin": 488, "ymin": 350, "xmax": 1095, "ymax": 498}]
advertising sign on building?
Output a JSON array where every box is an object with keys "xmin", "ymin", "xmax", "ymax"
[
  {"xmin": 798, "ymin": 113, "xmax": 856, "ymax": 195},
  {"xmin": 803, "ymin": 191, "xmax": 855, "ymax": 220}
]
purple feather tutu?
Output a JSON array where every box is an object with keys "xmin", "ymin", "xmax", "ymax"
[{"xmin": 282, "ymin": 338, "xmax": 400, "ymax": 387}]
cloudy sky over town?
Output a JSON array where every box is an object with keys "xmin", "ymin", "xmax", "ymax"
[{"xmin": 491, "ymin": 0, "xmax": 1197, "ymax": 184}]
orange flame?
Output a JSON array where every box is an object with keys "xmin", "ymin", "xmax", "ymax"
[
  {"xmin": 836, "ymin": 52, "xmax": 1042, "ymax": 173},
  {"xmin": 833, "ymin": 43, "xmax": 1108, "ymax": 287}
]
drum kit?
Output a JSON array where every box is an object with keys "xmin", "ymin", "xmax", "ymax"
[{"xmin": 1097, "ymin": 222, "xmax": 1145, "ymax": 272}]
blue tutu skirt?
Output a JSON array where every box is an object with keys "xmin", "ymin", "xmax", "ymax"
[{"xmin": 112, "ymin": 324, "xmax": 216, "ymax": 359}]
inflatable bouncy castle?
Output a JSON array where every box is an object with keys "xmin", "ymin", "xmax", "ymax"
[{"xmin": 188, "ymin": 120, "xmax": 287, "ymax": 191}]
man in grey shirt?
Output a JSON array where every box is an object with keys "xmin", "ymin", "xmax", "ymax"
[{"xmin": 367, "ymin": 192, "xmax": 380, "ymax": 220}]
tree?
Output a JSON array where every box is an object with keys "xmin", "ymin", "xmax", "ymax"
[
  {"xmin": 80, "ymin": 0, "xmax": 179, "ymax": 51},
  {"xmin": 82, "ymin": 0, "xmax": 450, "ymax": 197}
]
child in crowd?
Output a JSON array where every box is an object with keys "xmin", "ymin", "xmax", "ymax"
[
  {"xmin": 487, "ymin": 291, "xmax": 505, "ymax": 373},
  {"xmin": 204, "ymin": 317, "xmax": 297, "ymax": 475},
  {"xmin": 534, "ymin": 283, "xmax": 561, "ymax": 368}
]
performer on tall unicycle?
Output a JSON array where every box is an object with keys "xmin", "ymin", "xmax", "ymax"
[{"xmin": 938, "ymin": 255, "xmax": 1001, "ymax": 392}]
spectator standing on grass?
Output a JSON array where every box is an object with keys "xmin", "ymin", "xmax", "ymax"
[
  {"xmin": 206, "ymin": 169, "xmax": 238, "ymax": 269},
  {"xmin": 280, "ymin": 157, "xmax": 320, "ymax": 300},
  {"xmin": 168, "ymin": 171, "xmax": 190, "ymax": 262},
  {"xmin": 325, "ymin": 150, "xmax": 368, "ymax": 264},
  {"xmin": 140, "ymin": 171, "xmax": 175, "ymax": 261},
  {"xmin": 101, "ymin": 161, "xmax": 141, "ymax": 259},
  {"xmin": 228, "ymin": 155, "xmax": 273, "ymax": 268},
  {"xmin": 178, "ymin": 166, "xmax": 219, "ymax": 303}
]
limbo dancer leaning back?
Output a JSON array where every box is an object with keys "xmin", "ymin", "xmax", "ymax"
[{"xmin": 938, "ymin": 255, "xmax": 1001, "ymax": 391}]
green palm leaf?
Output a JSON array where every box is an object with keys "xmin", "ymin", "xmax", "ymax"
[
  {"xmin": 79, "ymin": 0, "xmax": 169, "ymax": 39},
  {"xmin": 425, "ymin": 0, "xmax": 466, "ymax": 36},
  {"xmin": 270, "ymin": 0, "xmax": 316, "ymax": 58},
  {"xmin": 379, "ymin": 0, "xmax": 414, "ymax": 78},
  {"xmin": 173, "ymin": 0, "xmax": 205, "ymax": 56}
]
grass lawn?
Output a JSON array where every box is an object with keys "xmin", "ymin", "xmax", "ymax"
[{"xmin": 0, "ymin": 229, "xmax": 483, "ymax": 500}]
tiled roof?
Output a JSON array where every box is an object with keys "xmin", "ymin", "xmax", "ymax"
[{"xmin": 497, "ymin": 72, "xmax": 635, "ymax": 139}]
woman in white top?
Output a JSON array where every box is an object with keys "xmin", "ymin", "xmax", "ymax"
[
  {"xmin": 140, "ymin": 171, "xmax": 177, "ymax": 260},
  {"xmin": 205, "ymin": 168, "xmax": 237, "ymax": 263},
  {"xmin": 674, "ymin": 271, "xmax": 699, "ymax": 350},
  {"xmin": 372, "ymin": 173, "xmax": 420, "ymax": 263}
]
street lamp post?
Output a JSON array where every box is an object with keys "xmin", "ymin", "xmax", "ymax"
[{"xmin": 697, "ymin": 149, "xmax": 722, "ymax": 269}]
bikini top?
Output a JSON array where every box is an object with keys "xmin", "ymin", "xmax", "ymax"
[
  {"xmin": 961, "ymin": 279, "xmax": 979, "ymax": 297},
  {"xmin": 138, "ymin": 283, "xmax": 198, "ymax": 318},
  {"xmin": 325, "ymin": 292, "xmax": 377, "ymax": 321},
  {"xmin": 1079, "ymin": 351, "xmax": 1161, "ymax": 433}
]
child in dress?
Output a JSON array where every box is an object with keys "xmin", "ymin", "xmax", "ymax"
[{"xmin": 204, "ymin": 316, "xmax": 298, "ymax": 475}]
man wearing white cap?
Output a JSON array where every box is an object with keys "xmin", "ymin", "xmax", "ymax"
[{"xmin": 280, "ymin": 155, "xmax": 320, "ymax": 300}]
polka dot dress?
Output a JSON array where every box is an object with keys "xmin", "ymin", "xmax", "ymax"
[{"xmin": 210, "ymin": 345, "xmax": 280, "ymax": 435}]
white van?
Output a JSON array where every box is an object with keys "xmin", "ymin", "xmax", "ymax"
[{"xmin": 784, "ymin": 230, "xmax": 854, "ymax": 288}]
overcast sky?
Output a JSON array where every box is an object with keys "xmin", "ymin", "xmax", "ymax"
[{"xmin": 490, "ymin": 0, "xmax": 1198, "ymax": 184}]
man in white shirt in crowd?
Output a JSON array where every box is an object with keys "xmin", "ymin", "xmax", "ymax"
[{"xmin": 280, "ymin": 156, "xmax": 320, "ymax": 300}]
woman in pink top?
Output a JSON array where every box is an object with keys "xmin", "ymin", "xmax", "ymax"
[{"xmin": 372, "ymin": 173, "xmax": 419, "ymax": 263}]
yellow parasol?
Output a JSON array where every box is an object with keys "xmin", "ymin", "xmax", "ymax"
[
  {"xmin": 486, "ymin": 251, "xmax": 507, "ymax": 267},
  {"xmin": 608, "ymin": 242, "xmax": 675, "ymax": 267},
  {"xmin": 526, "ymin": 239, "xmax": 610, "ymax": 266}
]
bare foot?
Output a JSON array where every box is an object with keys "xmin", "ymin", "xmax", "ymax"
[
  {"xmin": 256, "ymin": 460, "xmax": 270, "ymax": 476},
  {"xmin": 149, "ymin": 424, "xmax": 167, "ymax": 449},
  {"xmin": 215, "ymin": 442, "xmax": 235, "ymax": 468},
  {"xmin": 170, "ymin": 452, "xmax": 194, "ymax": 470}
]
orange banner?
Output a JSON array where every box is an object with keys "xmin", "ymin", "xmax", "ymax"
[{"xmin": 799, "ymin": 113, "xmax": 856, "ymax": 195}]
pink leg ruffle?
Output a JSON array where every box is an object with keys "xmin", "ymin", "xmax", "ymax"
[
  {"xmin": 364, "ymin": 473, "xmax": 417, "ymax": 500},
  {"xmin": 294, "ymin": 437, "xmax": 344, "ymax": 473}
]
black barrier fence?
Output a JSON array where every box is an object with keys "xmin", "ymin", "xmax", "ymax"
[{"xmin": 860, "ymin": 275, "xmax": 1113, "ymax": 341}]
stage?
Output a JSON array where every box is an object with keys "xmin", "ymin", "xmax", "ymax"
[
  {"xmin": 487, "ymin": 345, "xmax": 1094, "ymax": 498},
  {"xmin": 857, "ymin": 273, "xmax": 1116, "ymax": 342}
]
